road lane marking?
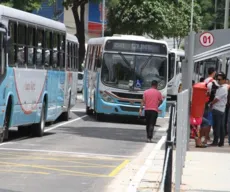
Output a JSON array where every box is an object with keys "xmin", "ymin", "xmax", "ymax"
[
  {"xmin": 44, "ymin": 115, "xmax": 88, "ymax": 133},
  {"xmin": 0, "ymin": 151, "xmax": 127, "ymax": 161},
  {"xmin": 0, "ymin": 169, "xmax": 50, "ymax": 175},
  {"xmin": 0, "ymin": 161, "xmax": 109, "ymax": 177},
  {"xmin": 127, "ymin": 135, "xmax": 166, "ymax": 192},
  {"xmin": 109, "ymin": 159, "xmax": 130, "ymax": 177},
  {"xmin": 0, "ymin": 148, "xmax": 135, "ymax": 158}
]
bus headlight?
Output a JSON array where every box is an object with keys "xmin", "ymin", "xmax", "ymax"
[
  {"xmin": 167, "ymin": 82, "xmax": 173, "ymax": 87},
  {"xmin": 100, "ymin": 91, "xmax": 115, "ymax": 103},
  {"xmin": 158, "ymin": 80, "xmax": 166, "ymax": 90}
]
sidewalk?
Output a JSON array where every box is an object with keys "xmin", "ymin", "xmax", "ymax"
[
  {"xmin": 180, "ymin": 140, "xmax": 230, "ymax": 192},
  {"xmin": 136, "ymin": 149, "xmax": 165, "ymax": 192}
]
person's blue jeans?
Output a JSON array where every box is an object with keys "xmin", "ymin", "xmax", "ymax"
[
  {"xmin": 227, "ymin": 109, "xmax": 230, "ymax": 144},
  {"xmin": 212, "ymin": 109, "xmax": 225, "ymax": 145}
]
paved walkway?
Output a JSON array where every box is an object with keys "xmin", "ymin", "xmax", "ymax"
[{"xmin": 180, "ymin": 138, "xmax": 230, "ymax": 192}]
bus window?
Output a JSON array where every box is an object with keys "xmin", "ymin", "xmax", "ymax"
[
  {"xmin": 17, "ymin": 23, "xmax": 26, "ymax": 66},
  {"xmin": 168, "ymin": 53, "xmax": 175, "ymax": 81}
]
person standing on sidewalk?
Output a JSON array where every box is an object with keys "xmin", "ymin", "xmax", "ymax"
[
  {"xmin": 139, "ymin": 80, "xmax": 163, "ymax": 143},
  {"xmin": 210, "ymin": 72, "xmax": 228, "ymax": 147}
]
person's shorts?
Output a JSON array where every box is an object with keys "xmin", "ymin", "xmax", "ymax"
[{"xmin": 201, "ymin": 117, "xmax": 210, "ymax": 128}]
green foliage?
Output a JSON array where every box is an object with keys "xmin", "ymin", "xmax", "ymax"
[
  {"xmin": 0, "ymin": 0, "xmax": 44, "ymax": 12},
  {"xmin": 107, "ymin": 0, "xmax": 202, "ymax": 40}
]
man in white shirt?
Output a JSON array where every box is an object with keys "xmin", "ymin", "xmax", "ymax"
[{"xmin": 210, "ymin": 72, "xmax": 228, "ymax": 147}]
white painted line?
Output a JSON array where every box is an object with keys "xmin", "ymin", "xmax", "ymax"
[
  {"xmin": 70, "ymin": 109, "xmax": 85, "ymax": 112},
  {"xmin": 44, "ymin": 115, "xmax": 88, "ymax": 133},
  {"xmin": 0, "ymin": 148, "xmax": 136, "ymax": 159},
  {"xmin": 127, "ymin": 136, "xmax": 166, "ymax": 192}
]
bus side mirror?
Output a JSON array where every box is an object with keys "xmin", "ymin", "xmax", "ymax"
[{"xmin": 178, "ymin": 61, "xmax": 182, "ymax": 68}]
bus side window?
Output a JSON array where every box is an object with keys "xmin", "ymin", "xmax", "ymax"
[
  {"xmin": 61, "ymin": 34, "xmax": 65, "ymax": 69},
  {"xmin": 8, "ymin": 21, "xmax": 17, "ymax": 66},
  {"xmin": 17, "ymin": 23, "xmax": 26, "ymax": 66},
  {"xmin": 85, "ymin": 46, "xmax": 90, "ymax": 69},
  {"xmin": 27, "ymin": 26, "xmax": 35, "ymax": 67},
  {"xmin": 94, "ymin": 46, "xmax": 99, "ymax": 71},
  {"xmin": 52, "ymin": 32, "xmax": 58, "ymax": 69}
]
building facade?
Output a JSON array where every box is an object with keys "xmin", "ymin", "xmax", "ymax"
[{"xmin": 33, "ymin": 0, "xmax": 106, "ymax": 42}]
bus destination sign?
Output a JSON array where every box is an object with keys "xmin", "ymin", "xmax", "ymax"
[{"xmin": 105, "ymin": 40, "xmax": 167, "ymax": 54}]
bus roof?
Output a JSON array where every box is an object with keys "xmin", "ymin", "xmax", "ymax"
[
  {"xmin": 87, "ymin": 35, "xmax": 168, "ymax": 46},
  {"xmin": 169, "ymin": 48, "xmax": 185, "ymax": 56},
  {"xmin": 67, "ymin": 33, "xmax": 79, "ymax": 44},
  {"xmin": 0, "ymin": 5, "xmax": 66, "ymax": 32}
]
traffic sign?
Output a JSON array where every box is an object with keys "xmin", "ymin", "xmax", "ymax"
[{"xmin": 199, "ymin": 32, "xmax": 214, "ymax": 47}]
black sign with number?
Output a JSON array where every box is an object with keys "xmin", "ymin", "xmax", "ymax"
[{"xmin": 104, "ymin": 40, "xmax": 167, "ymax": 54}]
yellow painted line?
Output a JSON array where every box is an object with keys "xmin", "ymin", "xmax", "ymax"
[
  {"xmin": 0, "ymin": 152, "xmax": 126, "ymax": 161},
  {"xmin": 0, "ymin": 169, "xmax": 49, "ymax": 175},
  {"xmin": 0, "ymin": 157, "xmax": 116, "ymax": 167},
  {"xmin": 0, "ymin": 164, "xmax": 114, "ymax": 168},
  {"xmin": 108, "ymin": 159, "xmax": 130, "ymax": 177},
  {"xmin": 0, "ymin": 161, "xmax": 108, "ymax": 177}
]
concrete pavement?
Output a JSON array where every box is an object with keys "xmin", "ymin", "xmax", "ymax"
[
  {"xmin": 0, "ymin": 98, "xmax": 170, "ymax": 192},
  {"xmin": 179, "ymin": 139, "xmax": 230, "ymax": 192}
]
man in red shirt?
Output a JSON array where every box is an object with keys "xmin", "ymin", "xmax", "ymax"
[{"xmin": 139, "ymin": 80, "xmax": 163, "ymax": 142}]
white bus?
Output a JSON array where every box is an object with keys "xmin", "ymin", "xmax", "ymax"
[
  {"xmin": 193, "ymin": 57, "xmax": 222, "ymax": 83},
  {"xmin": 167, "ymin": 49, "xmax": 185, "ymax": 100},
  {"xmin": 0, "ymin": 5, "xmax": 78, "ymax": 142},
  {"xmin": 83, "ymin": 34, "xmax": 169, "ymax": 120}
]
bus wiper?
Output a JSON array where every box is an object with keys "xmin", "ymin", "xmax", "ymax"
[
  {"xmin": 118, "ymin": 52, "xmax": 132, "ymax": 69},
  {"xmin": 140, "ymin": 55, "xmax": 154, "ymax": 72}
]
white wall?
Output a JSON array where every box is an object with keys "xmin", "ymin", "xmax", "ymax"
[{"xmin": 64, "ymin": 3, "xmax": 89, "ymax": 40}]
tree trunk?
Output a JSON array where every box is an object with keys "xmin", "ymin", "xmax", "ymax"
[{"xmin": 72, "ymin": 2, "xmax": 86, "ymax": 72}]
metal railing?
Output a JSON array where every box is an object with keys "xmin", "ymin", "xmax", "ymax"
[
  {"xmin": 175, "ymin": 89, "xmax": 190, "ymax": 192},
  {"xmin": 159, "ymin": 89, "xmax": 190, "ymax": 192},
  {"xmin": 159, "ymin": 102, "xmax": 177, "ymax": 192}
]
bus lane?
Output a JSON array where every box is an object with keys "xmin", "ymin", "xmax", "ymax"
[{"xmin": 0, "ymin": 106, "xmax": 168, "ymax": 192}]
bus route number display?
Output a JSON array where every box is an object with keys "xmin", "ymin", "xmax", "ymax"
[{"xmin": 105, "ymin": 40, "xmax": 167, "ymax": 54}]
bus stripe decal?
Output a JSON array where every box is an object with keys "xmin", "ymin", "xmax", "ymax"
[{"xmin": 13, "ymin": 68, "xmax": 47, "ymax": 115}]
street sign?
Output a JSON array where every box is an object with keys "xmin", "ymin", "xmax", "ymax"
[{"xmin": 199, "ymin": 32, "xmax": 214, "ymax": 47}]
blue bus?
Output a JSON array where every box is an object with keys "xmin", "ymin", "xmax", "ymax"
[
  {"xmin": 0, "ymin": 5, "xmax": 79, "ymax": 142},
  {"xmin": 83, "ymin": 35, "xmax": 169, "ymax": 120}
]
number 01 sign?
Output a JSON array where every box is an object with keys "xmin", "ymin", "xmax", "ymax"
[{"xmin": 199, "ymin": 32, "xmax": 214, "ymax": 47}]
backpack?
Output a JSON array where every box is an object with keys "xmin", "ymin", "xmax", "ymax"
[{"xmin": 208, "ymin": 81, "xmax": 219, "ymax": 103}]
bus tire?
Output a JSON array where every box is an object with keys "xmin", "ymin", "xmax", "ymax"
[
  {"xmin": 0, "ymin": 101, "xmax": 11, "ymax": 143},
  {"xmin": 33, "ymin": 102, "xmax": 46, "ymax": 137},
  {"xmin": 62, "ymin": 95, "xmax": 71, "ymax": 121},
  {"xmin": 86, "ymin": 106, "xmax": 93, "ymax": 115}
]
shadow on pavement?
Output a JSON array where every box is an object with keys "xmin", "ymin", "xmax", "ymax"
[
  {"xmin": 7, "ymin": 130, "xmax": 55, "ymax": 142},
  {"xmin": 55, "ymin": 126, "xmax": 162, "ymax": 143},
  {"xmin": 72, "ymin": 111, "xmax": 161, "ymax": 127},
  {"xmin": 0, "ymin": 189, "xmax": 21, "ymax": 192}
]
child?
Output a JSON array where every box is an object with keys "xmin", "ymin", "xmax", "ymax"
[{"xmin": 190, "ymin": 116, "xmax": 210, "ymax": 148}]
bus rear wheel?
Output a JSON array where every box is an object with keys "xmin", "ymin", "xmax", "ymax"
[
  {"xmin": 33, "ymin": 102, "xmax": 46, "ymax": 137},
  {"xmin": 0, "ymin": 103, "xmax": 11, "ymax": 143}
]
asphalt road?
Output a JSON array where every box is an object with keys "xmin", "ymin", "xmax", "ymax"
[{"xmin": 0, "ymin": 95, "xmax": 169, "ymax": 192}]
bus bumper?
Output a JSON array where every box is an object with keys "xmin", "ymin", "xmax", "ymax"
[{"xmin": 96, "ymin": 98, "xmax": 167, "ymax": 118}]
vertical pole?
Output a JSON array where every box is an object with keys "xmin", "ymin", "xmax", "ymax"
[
  {"xmin": 190, "ymin": 0, "xmax": 194, "ymax": 32},
  {"xmin": 214, "ymin": 0, "xmax": 217, "ymax": 29},
  {"xmin": 223, "ymin": 0, "xmax": 230, "ymax": 73},
  {"xmin": 224, "ymin": 0, "xmax": 230, "ymax": 29},
  {"xmin": 102, "ymin": 0, "xmax": 105, "ymax": 37}
]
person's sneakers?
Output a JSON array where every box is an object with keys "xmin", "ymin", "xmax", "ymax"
[{"xmin": 146, "ymin": 139, "xmax": 151, "ymax": 143}]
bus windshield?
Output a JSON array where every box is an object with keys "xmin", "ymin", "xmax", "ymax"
[{"xmin": 101, "ymin": 52, "xmax": 167, "ymax": 91}]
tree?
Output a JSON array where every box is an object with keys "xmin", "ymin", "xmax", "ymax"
[
  {"xmin": 0, "ymin": 0, "xmax": 44, "ymax": 12},
  {"xmin": 107, "ymin": 0, "xmax": 173, "ymax": 39},
  {"xmin": 107, "ymin": 0, "xmax": 203, "ymax": 47},
  {"xmin": 166, "ymin": 0, "xmax": 202, "ymax": 48}
]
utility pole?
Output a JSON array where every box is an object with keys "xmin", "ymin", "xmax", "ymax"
[
  {"xmin": 223, "ymin": 0, "xmax": 229, "ymax": 73},
  {"xmin": 224, "ymin": 0, "xmax": 229, "ymax": 29},
  {"xmin": 214, "ymin": 0, "xmax": 217, "ymax": 29},
  {"xmin": 102, "ymin": 0, "xmax": 105, "ymax": 37}
]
